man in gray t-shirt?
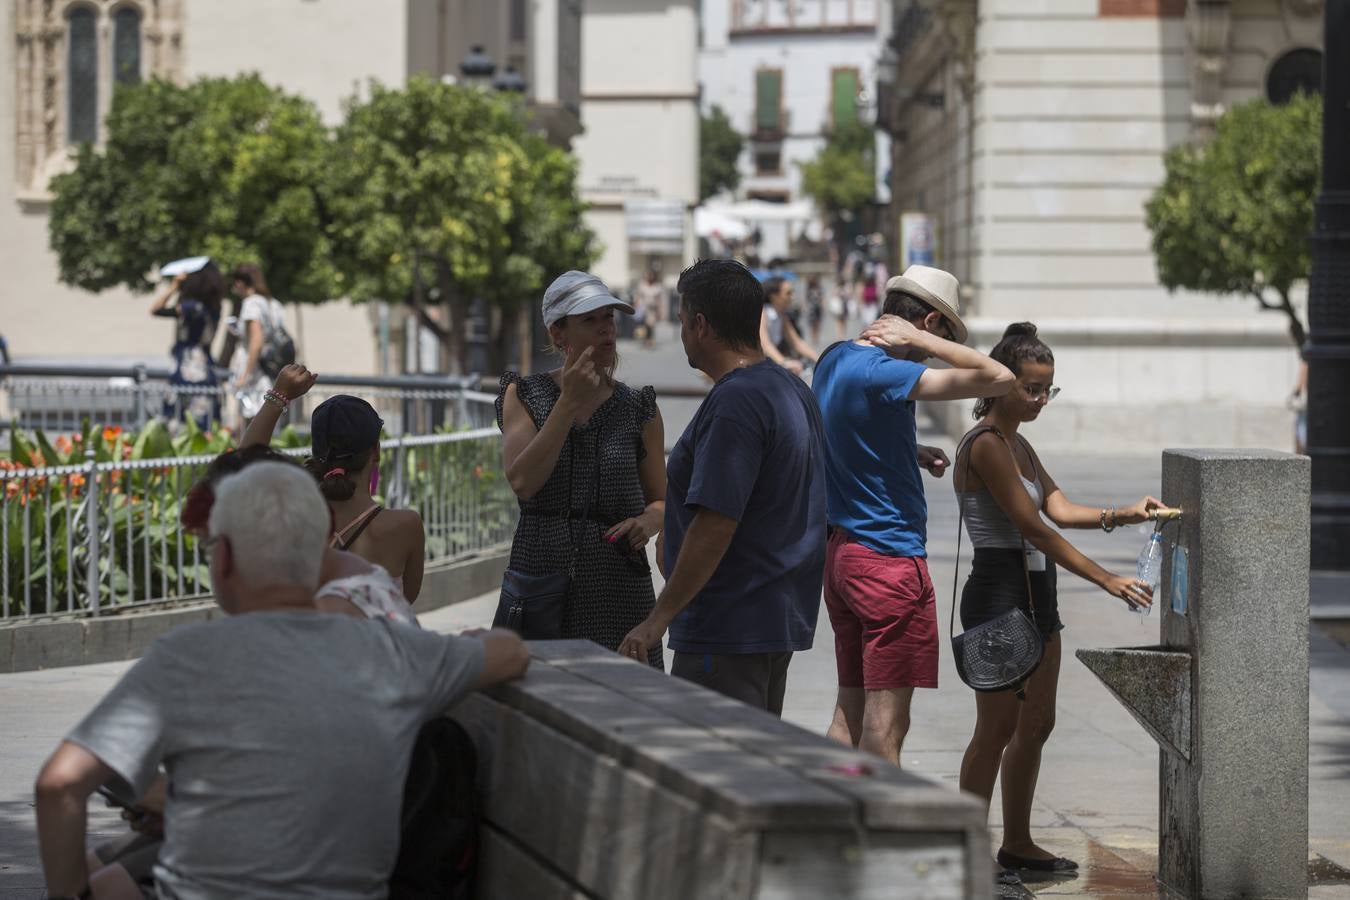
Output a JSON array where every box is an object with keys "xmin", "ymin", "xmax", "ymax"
[{"xmin": 36, "ymin": 463, "xmax": 528, "ymax": 899}]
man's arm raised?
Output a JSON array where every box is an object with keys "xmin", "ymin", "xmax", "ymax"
[{"xmin": 862, "ymin": 316, "xmax": 1014, "ymax": 401}]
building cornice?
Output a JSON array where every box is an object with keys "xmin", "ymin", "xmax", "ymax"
[
  {"xmin": 582, "ymin": 92, "xmax": 700, "ymax": 103},
  {"xmin": 729, "ymin": 25, "xmax": 876, "ymax": 39}
]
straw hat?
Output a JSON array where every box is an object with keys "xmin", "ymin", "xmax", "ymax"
[{"xmin": 883, "ymin": 265, "xmax": 968, "ymax": 344}]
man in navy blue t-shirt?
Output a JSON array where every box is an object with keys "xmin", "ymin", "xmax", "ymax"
[
  {"xmin": 619, "ymin": 259, "xmax": 826, "ymax": 716},
  {"xmin": 812, "ymin": 265, "xmax": 1013, "ymax": 766}
]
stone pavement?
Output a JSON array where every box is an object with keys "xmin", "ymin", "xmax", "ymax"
[{"xmin": 2, "ymin": 333, "xmax": 1348, "ymax": 896}]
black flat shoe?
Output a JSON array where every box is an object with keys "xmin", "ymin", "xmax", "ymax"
[{"xmin": 997, "ymin": 848, "xmax": 1079, "ymax": 872}]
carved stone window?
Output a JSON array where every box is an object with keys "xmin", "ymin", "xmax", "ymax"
[
  {"xmin": 67, "ymin": 7, "xmax": 98, "ymax": 144},
  {"xmin": 14, "ymin": 0, "xmax": 183, "ymax": 204},
  {"xmin": 113, "ymin": 7, "xmax": 143, "ymax": 85}
]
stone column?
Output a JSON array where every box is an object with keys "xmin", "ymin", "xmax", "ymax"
[{"xmin": 1158, "ymin": 449, "xmax": 1310, "ymax": 898}]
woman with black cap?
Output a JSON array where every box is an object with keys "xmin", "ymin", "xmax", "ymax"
[
  {"xmin": 497, "ymin": 270, "xmax": 667, "ymax": 666},
  {"xmin": 238, "ymin": 365, "xmax": 426, "ymax": 604}
]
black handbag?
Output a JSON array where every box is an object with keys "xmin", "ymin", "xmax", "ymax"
[
  {"xmin": 492, "ymin": 431, "xmax": 590, "ymax": 639},
  {"xmin": 950, "ymin": 426, "xmax": 1045, "ymax": 696},
  {"xmin": 494, "ymin": 568, "xmax": 569, "ymax": 640}
]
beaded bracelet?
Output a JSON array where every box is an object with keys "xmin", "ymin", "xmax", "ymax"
[
  {"xmin": 263, "ymin": 388, "xmax": 289, "ymax": 411},
  {"xmin": 1100, "ymin": 507, "xmax": 1117, "ymax": 533}
]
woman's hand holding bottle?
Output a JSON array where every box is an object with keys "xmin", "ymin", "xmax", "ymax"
[{"xmin": 1103, "ymin": 573, "xmax": 1153, "ymax": 611}]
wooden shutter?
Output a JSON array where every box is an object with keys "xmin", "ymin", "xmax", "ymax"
[
  {"xmin": 832, "ymin": 68, "xmax": 859, "ymax": 128},
  {"xmin": 755, "ymin": 70, "xmax": 783, "ymax": 133}
]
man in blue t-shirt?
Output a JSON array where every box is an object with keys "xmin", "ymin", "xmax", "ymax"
[
  {"xmin": 619, "ymin": 259, "xmax": 826, "ymax": 716},
  {"xmin": 811, "ymin": 265, "xmax": 1013, "ymax": 765}
]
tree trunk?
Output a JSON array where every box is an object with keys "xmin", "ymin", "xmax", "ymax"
[
  {"xmin": 439, "ymin": 260, "xmax": 470, "ymax": 375},
  {"xmin": 491, "ymin": 304, "xmax": 517, "ymax": 376},
  {"xmin": 1276, "ymin": 288, "xmax": 1307, "ymax": 350},
  {"xmin": 517, "ymin": 306, "xmax": 533, "ymax": 375}
]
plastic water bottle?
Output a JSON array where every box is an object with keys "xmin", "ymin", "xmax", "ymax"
[{"xmin": 1133, "ymin": 531, "xmax": 1164, "ymax": 616}]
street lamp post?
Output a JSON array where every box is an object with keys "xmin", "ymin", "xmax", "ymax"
[{"xmin": 1307, "ymin": 0, "xmax": 1350, "ymax": 569}]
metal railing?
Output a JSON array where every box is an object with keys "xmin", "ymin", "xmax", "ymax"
[
  {"xmin": 0, "ymin": 364, "xmax": 499, "ymax": 438},
  {"xmin": 0, "ymin": 429, "xmax": 516, "ymax": 622}
]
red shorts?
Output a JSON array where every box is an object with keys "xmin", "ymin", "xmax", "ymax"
[{"xmin": 824, "ymin": 530, "xmax": 938, "ymax": 690}]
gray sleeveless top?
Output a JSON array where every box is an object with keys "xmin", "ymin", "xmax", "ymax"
[
  {"xmin": 957, "ymin": 475, "xmax": 1043, "ymax": 549},
  {"xmin": 956, "ymin": 427, "xmax": 1044, "ymax": 549}
]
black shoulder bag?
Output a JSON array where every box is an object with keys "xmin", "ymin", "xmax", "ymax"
[
  {"xmin": 492, "ymin": 430, "xmax": 593, "ymax": 640},
  {"xmin": 950, "ymin": 425, "xmax": 1045, "ymax": 696}
]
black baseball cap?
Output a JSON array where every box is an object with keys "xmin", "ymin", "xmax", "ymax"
[{"xmin": 311, "ymin": 395, "xmax": 383, "ymax": 461}]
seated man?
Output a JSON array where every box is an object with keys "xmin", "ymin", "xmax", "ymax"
[
  {"xmin": 35, "ymin": 462, "xmax": 528, "ymax": 899},
  {"xmin": 759, "ymin": 276, "xmax": 819, "ymax": 374}
]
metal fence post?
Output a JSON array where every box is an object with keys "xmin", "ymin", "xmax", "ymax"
[
  {"xmin": 133, "ymin": 364, "xmax": 148, "ymax": 430},
  {"xmin": 84, "ymin": 450, "xmax": 100, "ymax": 616},
  {"xmin": 455, "ymin": 378, "xmax": 470, "ymax": 430},
  {"xmin": 393, "ymin": 433, "xmax": 407, "ymax": 508}
]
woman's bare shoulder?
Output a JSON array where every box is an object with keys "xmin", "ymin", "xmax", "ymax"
[{"xmin": 378, "ymin": 507, "xmax": 424, "ymax": 535}]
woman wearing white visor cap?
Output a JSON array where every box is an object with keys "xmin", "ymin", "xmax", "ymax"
[{"xmin": 494, "ymin": 271, "xmax": 667, "ymax": 667}]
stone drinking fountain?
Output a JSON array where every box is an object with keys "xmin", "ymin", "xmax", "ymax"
[{"xmin": 1076, "ymin": 449, "xmax": 1310, "ymax": 898}]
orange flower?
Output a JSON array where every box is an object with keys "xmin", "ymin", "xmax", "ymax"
[
  {"xmin": 474, "ymin": 465, "xmax": 484, "ymax": 479},
  {"xmin": 68, "ymin": 473, "xmax": 86, "ymax": 488},
  {"xmin": 29, "ymin": 451, "xmax": 42, "ymax": 466},
  {"xmin": 103, "ymin": 426, "xmax": 123, "ymax": 442},
  {"xmin": 5, "ymin": 481, "xmax": 21, "ymax": 500},
  {"xmin": 55, "ymin": 436, "xmax": 73, "ymax": 454}
]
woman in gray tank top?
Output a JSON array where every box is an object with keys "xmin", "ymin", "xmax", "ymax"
[{"xmin": 952, "ymin": 323, "xmax": 1162, "ymax": 879}]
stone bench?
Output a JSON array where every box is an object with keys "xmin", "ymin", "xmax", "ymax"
[{"xmin": 453, "ymin": 641, "xmax": 991, "ymax": 899}]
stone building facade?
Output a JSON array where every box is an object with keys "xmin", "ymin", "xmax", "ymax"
[{"xmin": 880, "ymin": 0, "xmax": 1323, "ymax": 452}]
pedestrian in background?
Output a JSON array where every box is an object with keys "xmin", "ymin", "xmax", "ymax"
[
  {"xmin": 634, "ymin": 269, "xmax": 666, "ymax": 348},
  {"xmin": 497, "ymin": 271, "xmax": 667, "ymax": 666},
  {"xmin": 805, "ymin": 274, "xmax": 825, "ymax": 345},
  {"xmin": 619, "ymin": 259, "xmax": 827, "ymax": 716},
  {"xmin": 226, "ymin": 263, "xmax": 286, "ymax": 426},
  {"xmin": 760, "ymin": 276, "xmax": 819, "ymax": 375},
  {"xmin": 149, "ymin": 260, "xmax": 222, "ymax": 432}
]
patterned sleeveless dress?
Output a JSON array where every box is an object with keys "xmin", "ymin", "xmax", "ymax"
[{"xmin": 496, "ymin": 373, "xmax": 663, "ymax": 668}]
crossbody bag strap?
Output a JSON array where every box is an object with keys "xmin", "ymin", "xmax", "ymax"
[
  {"xmin": 564, "ymin": 430, "xmax": 578, "ymax": 577},
  {"xmin": 1014, "ymin": 434, "xmax": 1039, "ymax": 618},
  {"xmin": 950, "ymin": 425, "xmax": 1002, "ymax": 638}
]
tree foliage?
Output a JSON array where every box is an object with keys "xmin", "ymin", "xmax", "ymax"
[
  {"xmin": 798, "ymin": 120, "xmax": 877, "ymax": 218},
  {"xmin": 325, "ymin": 76, "xmax": 596, "ymax": 372},
  {"xmin": 699, "ymin": 105, "xmax": 744, "ymax": 202},
  {"xmin": 49, "ymin": 75, "xmax": 338, "ymax": 304},
  {"xmin": 47, "ymin": 73, "xmax": 598, "ymax": 372},
  {"xmin": 1145, "ymin": 94, "xmax": 1321, "ymax": 346}
]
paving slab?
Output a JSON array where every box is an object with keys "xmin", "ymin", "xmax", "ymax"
[{"xmin": 1, "ymin": 406, "xmax": 1347, "ymax": 897}]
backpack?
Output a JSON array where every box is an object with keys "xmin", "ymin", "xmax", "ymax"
[
  {"xmin": 389, "ymin": 717, "xmax": 480, "ymax": 900},
  {"xmin": 257, "ymin": 301, "xmax": 296, "ymax": 379}
]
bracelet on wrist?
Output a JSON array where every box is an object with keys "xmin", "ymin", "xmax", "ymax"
[
  {"xmin": 1100, "ymin": 508, "xmax": 1116, "ymax": 533},
  {"xmin": 263, "ymin": 388, "xmax": 289, "ymax": 411}
]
